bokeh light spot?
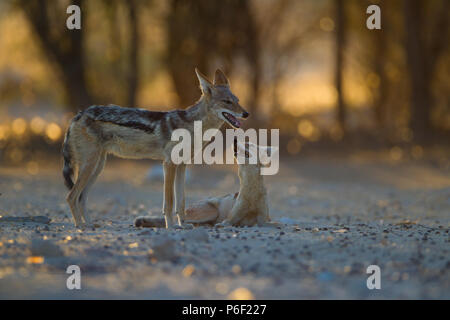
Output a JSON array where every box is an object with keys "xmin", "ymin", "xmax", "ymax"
[
  {"xmin": 227, "ymin": 287, "xmax": 254, "ymax": 300},
  {"xmin": 12, "ymin": 118, "xmax": 27, "ymax": 135},
  {"xmin": 45, "ymin": 123, "xmax": 62, "ymax": 141},
  {"xmin": 0, "ymin": 125, "xmax": 10, "ymax": 140},
  {"xmin": 390, "ymin": 146, "xmax": 403, "ymax": 161},
  {"xmin": 297, "ymin": 120, "xmax": 314, "ymax": 138},
  {"xmin": 182, "ymin": 264, "xmax": 195, "ymax": 277},
  {"xmin": 30, "ymin": 117, "xmax": 46, "ymax": 134}
]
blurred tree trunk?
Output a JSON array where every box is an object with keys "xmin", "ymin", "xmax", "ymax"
[
  {"xmin": 18, "ymin": 0, "xmax": 92, "ymax": 111},
  {"xmin": 166, "ymin": 0, "xmax": 209, "ymax": 107},
  {"xmin": 403, "ymin": 0, "xmax": 449, "ymax": 141},
  {"xmin": 373, "ymin": 0, "xmax": 388, "ymax": 130},
  {"xmin": 335, "ymin": 0, "xmax": 347, "ymax": 133},
  {"xmin": 404, "ymin": 0, "xmax": 431, "ymax": 141},
  {"xmin": 166, "ymin": 0, "xmax": 261, "ymax": 111},
  {"xmin": 240, "ymin": 1, "xmax": 260, "ymax": 120},
  {"xmin": 125, "ymin": 0, "xmax": 139, "ymax": 107}
]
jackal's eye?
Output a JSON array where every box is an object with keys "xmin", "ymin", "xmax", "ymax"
[{"xmin": 222, "ymin": 100, "xmax": 232, "ymax": 104}]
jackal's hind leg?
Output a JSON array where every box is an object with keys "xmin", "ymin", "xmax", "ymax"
[
  {"xmin": 184, "ymin": 200, "xmax": 219, "ymax": 224},
  {"xmin": 163, "ymin": 161, "xmax": 176, "ymax": 228},
  {"xmin": 66, "ymin": 189, "xmax": 83, "ymax": 227},
  {"xmin": 67, "ymin": 150, "xmax": 102, "ymax": 228},
  {"xmin": 79, "ymin": 152, "xmax": 106, "ymax": 225}
]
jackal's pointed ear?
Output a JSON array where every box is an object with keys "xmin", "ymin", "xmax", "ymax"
[
  {"xmin": 195, "ymin": 68, "xmax": 213, "ymax": 96},
  {"xmin": 213, "ymin": 69, "xmax": 229, "ymax": 86}
]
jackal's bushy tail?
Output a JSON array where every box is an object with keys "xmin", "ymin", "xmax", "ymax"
[{"xmin": 62, "ymin": 111, "xmax": 84, "ymax": 190}]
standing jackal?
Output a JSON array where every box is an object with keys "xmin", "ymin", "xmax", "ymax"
[{"xmin": 62, "ymin": 69, "xmax": 248, "ymax": 228}]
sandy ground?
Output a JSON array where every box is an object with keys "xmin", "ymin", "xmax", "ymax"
[{"xmin": 0, "ymin": 155, "xmax": 449, "ymax": 299}]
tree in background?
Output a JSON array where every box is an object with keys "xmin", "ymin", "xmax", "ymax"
[
  {"xmin": 3, "ymin": 0, "xmax": 448, "ymax": 145},
  {"xmin": 124, "ymin": 0, "xmax": 139, "ymax": 108},
  {"xmin": 99, "ymin": 0, "xmax": 141, "ymax": 108},
  {"xmin": 403, "ymin": 0, "xmax": 449, "ymax": 142},
  {"xmin": 371, "ymin": 0, "xmax": 388, "ymax": 131},
  {"xmin": 334, "ymin": 0, "xmax": 347, "ymax": 134},
  {"xmin": 166, "ymin": 0, "xmax": 260, "ymax": 115},
  {"xmin": 15, "ymin": 0, "xmax": 145, "ymax": 111},
  {"xmin": 16, "ymin": 0, "xmax": 92, "ymax": 111}
]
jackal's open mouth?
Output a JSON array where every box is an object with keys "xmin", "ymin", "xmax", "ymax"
[{"xmin": 222, "ymin": 112, "xmax": 241, "ymax": 128}]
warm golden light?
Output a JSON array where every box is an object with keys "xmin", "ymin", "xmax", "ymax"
[
  {"xmin": 30, "ymin": 116, "xmax": 46, "ymax": 134},
  {"xmin": 298, "ymin": 120, "xmax": 314, "ymax": 137},
  {"xmin": 390, "ymin": 146, "xmax": 403, "ymax": 161},
  {"xmin": 297, "ymin": 119, "xmax": 321, "ymax": 142},
  {"xmin": 128, "ymin": 242, "xmax": 139, "ymax": 248},
  {"xmin": 227, "ymin": 287, "xmax": 254, "ymax": 300},
  {"xmin": 45, "ymin": 123, "xmax": 62, "ymax": 141},
  {"xmin": 26, "ymin": 256, "xmax": 44, "ymax": 264},
  {"xmin": 0, "ymin": 124, "xmax": 10, "ymax": 140},
  {"xmin": 182, "ymin": 264, "xmax": 195, "ymax": 277},
  {"xmin": 12, "ymin": 118, "xmax": 27, "ymax": 135}
]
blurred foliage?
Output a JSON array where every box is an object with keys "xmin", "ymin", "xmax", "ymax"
[{"xmin": 0, "ymin": 0, "xmax": 449, "ymax": 165}]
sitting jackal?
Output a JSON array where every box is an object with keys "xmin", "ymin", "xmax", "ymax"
[
  {"xmin": 135, "ymin": 139, "xmax": 279, "ymax": 228},
  {"xmin": 62, "ymin": 69, "xmax": 248, "ymax": 228}
]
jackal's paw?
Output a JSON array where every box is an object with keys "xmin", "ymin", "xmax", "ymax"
[
  {"xmin": 165, "ymin": 223, "xmax": 178, "ymax": 229},
  {"xmin": 180, "ymin": 223, "xmax": 194, "ymax": 229}
]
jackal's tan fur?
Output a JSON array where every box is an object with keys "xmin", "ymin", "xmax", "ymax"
[{"xmin": 62, "ymin": 69, "xmax": 248, "ymax": 228}]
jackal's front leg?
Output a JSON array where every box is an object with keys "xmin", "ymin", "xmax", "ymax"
[
  {"xmin": 163, "ymin": 161, "xmax": 176, "ymax": 228},
  {"xmin": 174, "ymin": 164, "xmax": 192, "ymax": 228}
]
